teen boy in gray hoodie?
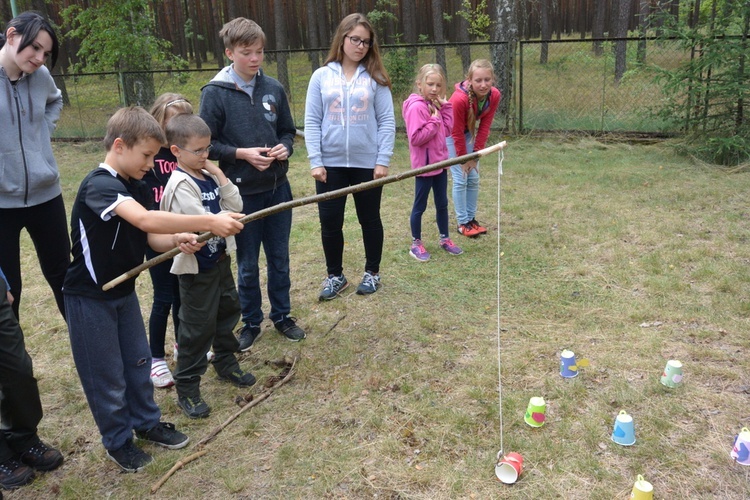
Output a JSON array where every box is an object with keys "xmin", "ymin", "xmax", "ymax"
[{"xmin": 199, "ymin": 17, "xmax": 305, "ymax": 352}]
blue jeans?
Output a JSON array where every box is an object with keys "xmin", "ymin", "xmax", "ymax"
[
  {"xmin": 447, "ymin": 133, "xmax": 481, "ymax": 225},
  {"xmin": 410, "ymin": 170, "xmax": 449, "ymax": 240},
  {"xmin": 235, "ymin": 183, "xmax": 293, "ymax": 325},
  {"xmin": 65, "ymin": 292, "xmax": 161, "ymax": 451}
]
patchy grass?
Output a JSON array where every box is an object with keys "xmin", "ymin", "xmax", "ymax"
[{"xmin": 8, "ymin": 136, "xmax": 750, "ymax": 499}]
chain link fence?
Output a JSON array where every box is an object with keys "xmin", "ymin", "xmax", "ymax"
[{"xmin": 53, "ymin": 39, "xmax": 691, "ymax": 140}]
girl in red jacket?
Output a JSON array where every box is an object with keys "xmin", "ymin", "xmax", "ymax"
[{"xmin": 447, "ymin": 59, "xmax": 502, "ymax": 237}]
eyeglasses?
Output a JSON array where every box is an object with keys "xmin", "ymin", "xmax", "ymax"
[
  {"xmin": 176, "ymin": 144, "xmax": 212, "ymax": 157},
  {"xmin": 345, "ymin": 35, "xmax": 373, "ymax": 48}
]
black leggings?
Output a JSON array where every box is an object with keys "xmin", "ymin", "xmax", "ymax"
[
  {"xmin": 316, "ymin": 167, "xmax": 383, "ymax": 276},
  {"xmin": 0, "ymin": 195, "xmax": 70, "ymax": 320}
]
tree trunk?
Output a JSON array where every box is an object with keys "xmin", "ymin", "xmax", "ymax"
[
  {"xmin": 188, "ymin": 0, "xmax": 203, "ymax": 69},
  {"xmin": 305, "ymin": 0, "xmax": 320, "ymax": 72},
  {"xmin": 456, "ymin": 0, "xmax": 471, "ymax": 74},
  {"xmin": 613, "ymin": 0, "xmax": 630, "ymax": 83},
  {"xmin": 540, "ymin": 0, "xmax": 551, "ymax": 64},
  {"xmin": 592, "ymin": 0, "xmax": 606, "ymax": 56},
  {"xmin": 491, "ymin": 0, "xmax": 516, "ymax": 121},
  {"xmin": 432, "ymin": 0, "xmax": 446, "ymax": 71},
  {"xmin": 636, "ymin": 0, "xmax": 649, "ymax": 64},
  {"xmin": 273, "ymin": 0, "xmax": 290, "ymax": 96},
  {"xmin": 401, "ymin": 0, "xmax": 417, "ymax": 60}
]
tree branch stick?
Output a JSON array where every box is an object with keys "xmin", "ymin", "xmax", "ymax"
[
  {"xmin": 103, "ymin": 141, "xmax": 507, "ymax": 290},
  {"xmin": 150, "ymin": 449, "xmax": 207, "ymax": 494}
]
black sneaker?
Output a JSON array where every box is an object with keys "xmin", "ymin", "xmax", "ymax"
[
  {"xmin": 218, "ymin": 369, "xmax": 257, "ymax": 388},
  {"xmin": 177, "ymin": 395, "xmax": 211, "ymax": 419},
  {"xmin": 356, "ymin": 271, "xmax": 381, "ymax": 295},
  {"xmin": 0, "ymin": 457, "xmax": 35, "ymax": 489},
  {"xmin": 274, "ymin": 316, "xmax": 306, "ymax": 341},
  {"xmin": 106, "ymin": 440, "xmax": 153, "ymax": 473},
  {"xmin": 319, "ymin": 274, "xmax": 349, "ymax": 301},
  {"xmin": 237, "ymin": 324, "xmax": 262, "ymax": 352},
  {"xmin": 135, "ymin": 422, "xmax": 189, "ymax": 450},
  {"xmin": 19, "ymin": 441, "xmax": 64, "ymax": 471}
]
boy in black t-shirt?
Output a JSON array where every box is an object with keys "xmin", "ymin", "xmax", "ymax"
[
  {"xmin": 160, "ymin": 113, "xmax": 256, "ymax": 419},
  {"xmin": 63, "ymin": 107, "xmax": 244, "ymax": 473}
]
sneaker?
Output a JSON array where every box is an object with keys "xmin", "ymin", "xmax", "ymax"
[
  {"xmin": 409, "ymin": 239, "xmax": 431, "ymax": 262},
  {"xmin": 150, "ymin": 358, "xmax": 174, "ymax": 388},
  {"xmin": 274, "ymin": 317, "xmax": 306, "ymax": 341},
  {"xmin": 135, "ymin": 422, "xmax": 189, "ymax": 450},
  {"xmin": 0, "ymin": 458, "xmax": 35, "ymax": 489},
  {"xmin": 206, "ymin": 350, "xmax": 215, "ymax": 362},
  {"xmin": 177, "ymin": 395, "xmax": 211, "ymax": 419},
  {"xmin": 106, "ymin": 440, "xmax": 153, "ymax": 473},
  {"xmin": 218, "ymin": 368, "xmax": 257, "ymax": 388},
  {"xmin": 319, "ymin": 274, "xmax": 349, "ymax": 301},
  {"xmin": 439, "ymin": 237, "xmax": 463, "ymax": 255},
  {"xmin": 19, "ymin": 441, "xmax": 64, "ymax": 472},
  {"xmin": 458, "ymin": 222, "xmax": 481, "ymax": 237},
  {"xmin": 237, "ymin": 324, "xmax": 262, "ymax": 352},
  {"xmin": 356, "ymin": 271, "xmax": 381, "ymax": 295},
  {"xmin": 469, "ymin": 219, "xmax": 487, "ymax": 234}
]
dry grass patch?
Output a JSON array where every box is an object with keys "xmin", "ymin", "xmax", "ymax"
[{"xmin": 7, "ymin": 137, "xmax": 750, "ymax": 499}]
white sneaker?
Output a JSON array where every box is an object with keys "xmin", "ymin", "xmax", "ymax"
[
  {"xmin": 150, "ymin": 359, "xmax": 174, "ymax": 388},
  {"xmin": 174, "ymin": 343, "xmax": 214, "ymax": 362}
]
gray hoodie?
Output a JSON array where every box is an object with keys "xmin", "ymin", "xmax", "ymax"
[{"xmin": 0, "ymin": 64, "xmax": 63, "ymax": 208}]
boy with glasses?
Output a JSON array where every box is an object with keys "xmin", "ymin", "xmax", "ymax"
[{"xmin": 160, "ymin": 113, "xmax": 256, "ymax": 419}]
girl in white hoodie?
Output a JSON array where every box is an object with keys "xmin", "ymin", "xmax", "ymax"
[{"xmin": 304, "ymin": 13, "xmax": 396, "ymax": 301}]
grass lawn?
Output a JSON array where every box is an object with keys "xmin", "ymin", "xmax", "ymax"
[{"xmin": 9, "ymin": 136, "xmax": 750, "ymax": 499}]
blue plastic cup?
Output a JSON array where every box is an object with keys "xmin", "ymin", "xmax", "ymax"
[
  {"xmin": 560, "ymin": 349, "xmax": 578, "ymax": 378},
  {"xmin": 611, "ymin": 410, "xmax": 636, "ymax": 446}
]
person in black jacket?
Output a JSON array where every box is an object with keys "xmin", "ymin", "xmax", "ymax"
[{"xmin": 200, "ymin": 17, "xmax": 306, "ymax": 351}]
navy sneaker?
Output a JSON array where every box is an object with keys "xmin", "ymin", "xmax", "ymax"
[
  {"xmin": 237, "ymin": 324, "xmax": 262, "ymax": 352},
  {"xmin": 135, "ymin": 422, "xmax": 189, "ymax": 450},
  {"xmin": 356, "ymin": 271, "xmax": 381, "ymax": 295},
  {"xmin": 177, "ymin": 395, "xmax": 211, "ymax": 419},
  {"xmin": 106, "ymin": 440, "xmax": 153, "ymax": 473},
  {"xmin": 319, "ymin": 274, "xmax": 349, "ymax": 301},
  {"xmin": 274, "ymin": 317, "xmax": 306, "ymax": 341}
]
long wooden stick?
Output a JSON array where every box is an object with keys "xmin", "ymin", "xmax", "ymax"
[
  {"xmin": 149, "ymin": 450, "xmax": 207, "ymax": 494},
  {"xmin": 103, "ymin": 140, "xmax": 507, "ymax": 290}
]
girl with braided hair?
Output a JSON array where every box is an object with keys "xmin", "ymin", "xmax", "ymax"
[{"xmin": 447, "ymin": 59, "xmax": 501, "ymax": 237}]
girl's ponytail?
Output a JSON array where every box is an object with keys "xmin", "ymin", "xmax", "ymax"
[{"xmin": 466, "ymin": 87, "xmax": 477, "ymax": 138}]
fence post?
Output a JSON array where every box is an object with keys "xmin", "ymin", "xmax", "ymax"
[{"xmin": 518, "ymin": 41, "xmax": 524, "ymax": 134}]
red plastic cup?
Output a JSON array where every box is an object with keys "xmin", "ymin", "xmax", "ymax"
[{"xmin": 495, "ymin": 452, "xmax": 524, "ymax": 484}]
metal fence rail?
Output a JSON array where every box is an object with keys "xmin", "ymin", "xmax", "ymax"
[{"xmin": 52, "ymin": 38, "xmax": 695, "ymax": 140}]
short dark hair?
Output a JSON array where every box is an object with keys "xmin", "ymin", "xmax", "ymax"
[
  {"xmin": 1, "ymin": 11, "xmax": 60, "ymax": 69},
  {"xmin": 165, "ymin": 113, "xmax": 211, "ymax": 149},
  {"xmin": 103, "ymin": 107, "xmax": 166, "ymax": 150}
]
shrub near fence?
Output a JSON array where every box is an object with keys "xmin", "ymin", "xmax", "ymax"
[{"xmin": 53, "ymin": 39, "xmax": 692, "ymax": 140}]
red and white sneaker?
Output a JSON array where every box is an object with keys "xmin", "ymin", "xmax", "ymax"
[
  {"xmin": 469, "ymin": 219, "xmax": 487, "ymax": 234},
  {"xmin": 458, "ymin": 223, "xmax": 481, "ymax": 237},
  {"xmin": 150, "ymin": 359, "xmax": 174, "ymax": 388}
]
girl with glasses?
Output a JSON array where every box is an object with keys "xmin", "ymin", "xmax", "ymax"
[{"xmin": 304, "ymin": 13, "xmax": 396, "ymax": 300}]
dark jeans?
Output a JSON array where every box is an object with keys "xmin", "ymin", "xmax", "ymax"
[
  {"xmin": 316, "ymin": 167, "xmax": 383, "ymax": 276},
  {"xmin": 0, "ymin": 279, "xmax": 43, "ymax": 462},
  {"xmin": 0, "ymin": 195, "xmax": 70, "ymax": 320},
  {"xmin": 410, "ymin": 170, "xmax": 450, "ymax": 240},
  {"xmin": 65, "ymin": 292, "xmax": 161, "ymax": 451},
  {"xmin": 236, "ymin": 183, "xmax": 293, "ymax": 326},
  {"xmin": 175, "ymin": 256, "xmax": 241, "ymax": 398},
  {"xmin": 145, "ymin": 247, "xmax": 180, "ymax": 359}
]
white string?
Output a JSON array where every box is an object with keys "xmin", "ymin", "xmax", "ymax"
[{"xmin": 495, "ymin": 148, "xmax": 505, "ymax": 461}]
